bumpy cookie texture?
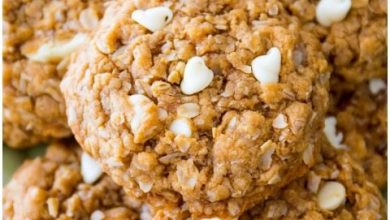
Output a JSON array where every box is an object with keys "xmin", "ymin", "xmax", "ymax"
[
  {"xmin": 322, "ymin": 0, "xmax": 387, "ymax": 83},
  {"xmin": 3, "ymin": 0, "xmax": 105, "ymax": 148},
  {"xmin": 286, "ymin": 0, "xmax": 387, "ymax": 83},
  {"xmin": 61, "ymin": 0, "xmax": 329, "ymax": 217},
  {"xmin": 328, "ymin": 77, "xmax": 387, "ymax": 189},
  {"xmin": 3, "ymin": 142, "xmax": 139, "ymax": 220},
  {"xmin": 241, "ymin": 138, "xmax": 387, "ymax": 220}
]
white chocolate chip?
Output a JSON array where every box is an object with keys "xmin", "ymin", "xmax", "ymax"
[
  {"xmin": 180, "ymin": 56, "xmax": 214, "ymax": 95},
  {"xmin": 251, "ymin": 47, "xmax": 281, "ymax": 85},
  {"xmin": 81, "ymin": 152, "xmax": 103, "ymax": 184},
  {"xmin": 316, "ymin": 0, "xmax": 351, "ymax": 26},
  {"xmin": 27, "ymin": 33, "xmax": 88, "ymax": 63},
  {"xmin": 324, "ymin": 116, "xmax": 347, "ymax": 149},
  {"xmin": 128, "ymin": 94, "xmax": 159, "ymax": 141},
  {"xmin": 131, "ymin": 7, "xmax": 173, "ymax": 32},
  {"xmin": 317, "ymin": 181, "xmax": 346, "ymax": 210},
  {"xmin": 91, "ymin": 210, "xmax": 105, "ymax": 220},
  {"xmin": 369, "ymin": 78, "xmax": 386, "ymax": 95},
  {"xmin": 177, "ymin": 103, "xmax": 200, "ymax": 118},
  {"xmin": 169, "ymin": 118, "xmax": 192, "ymax": 137},
  {"xmin": 272, "ymin": 114, "xmax": 288, "ymax": 129}
]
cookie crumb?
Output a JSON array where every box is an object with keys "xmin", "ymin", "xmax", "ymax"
[{"xmin": 26, "ymin": 34, "xmax": 88, "ymax": 63}]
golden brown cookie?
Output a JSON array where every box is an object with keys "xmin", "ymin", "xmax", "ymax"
[
  {"xmin": 3, "ymin": 0, "xmax": 105, "ymax": 148},
  {"xmin": 3, "ymin": 141, "xmax": 139, "ymax": 220},
  {"xmin": 285, "ymin": 0, "xmax": 387, "ymax": 188},
  {"xmin": 287, "ymin": 0, "xmax": 387, "ymax": 83},
  {"xmin": 61, "ymin": 0, "xmax": 330, "ymax": 217},
  {"xmin": 241, "ymin": 137, "xmax": 386, "ymax": 220},
  {"xmin": 326, "ymin": 77, "xmax": 387, "ymax": 189},
  {"xmin": 322, "ymin": 0, "xmax": 387, "ymax": 83}
]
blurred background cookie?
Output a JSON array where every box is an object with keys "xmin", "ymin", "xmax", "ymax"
[{"xmin": 3, "ymin": 0, "xmax": 105, "ymax": 148}]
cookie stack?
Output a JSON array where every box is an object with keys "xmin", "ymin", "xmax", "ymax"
[{"xmin": 3, "ymin": 0, "xmax": 387, "ymax": 219}]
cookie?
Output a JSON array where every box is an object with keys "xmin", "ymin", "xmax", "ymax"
[
  {"xmin": 61, "ymin": 0, "xmax": 329, "ymax": 217},
  {"xmin": 3, "ymin": 142, "xmax": 139, "ymax": 220},
  {"xmin": 326, "ymin": 77, "xmax": 387, "ymax": 188},
  {"xmin": 3, "ymin": 0, "xmax": 105, "ymax": 148},
  {"xmin": 322, "ymin": 0, "xmax": 387, "ymax": 83},
  {"xmin": 285, "ymin": 0, "xmax": 387, "ymax": 188},
  {"xmin": 287, "ymin": 0, "xmax": 387, "ymax": 83},
  {"xmin": 241, "ymin": 138, "xmax": 386, "ymax": 220}
]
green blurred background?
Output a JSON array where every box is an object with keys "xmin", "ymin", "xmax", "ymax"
[{"xmin": 3, "ymin": 144, "xmax": 47, "ymax": 186}]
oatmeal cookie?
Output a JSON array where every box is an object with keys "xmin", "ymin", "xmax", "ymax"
[
  {"xmin": 241, "ymin": 137, "xmax": 387, "ymax": 220},
  {"xmin": 3, "ymin": 141, "xmax": 139, "ymax": 220},
  {"xmin": 3, "ymin": 0, "xmax": 105, "ymax": 148},
  {"xmin": 326, "ymin": 77, "xmax": 387, "ymax": 188},
  {"xmin": 61, "ymin": 0, "xmax": 329, "ymax": 217},
  {"xmin": 322, "ymin": 0, "xmax": 387, "ymax": 83},
  {"xmin": 286, "ymin": 0, "xmax": 387, "ymax": 83}
]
